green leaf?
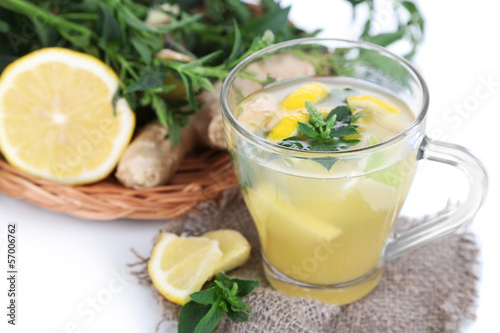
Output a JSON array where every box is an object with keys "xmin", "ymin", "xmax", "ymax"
[
  {"xmin": 325, "ymin": 114, "xmax": 337, "ymax": 133},
  {"xmin": 231, "ymin": 278, "xmax": 260, "ymax": 297},
  {"xmin": 178, "ymin": 301, "xmax": 211, "ymax": 333},
  {"xmin": 151, "ymin": 94, "xmax": 168, "ymax": 127},
  {"xmin": 168, "ymin": 120, "xmax": 182, "ymax": 147},
  {"xmin": 226, "ymin": 308, "xmax": 249, "ymax": 322},
  {"xmin": 190, "ymin": 286, "xmax": 218, "ymax": 305},
  {"xmin": 278, "ymin": 137, "xmax": 306, "ymax": 150},
  {"xmin": 227, "ymin": 21, "xmax": 242, "ymax": 64},
  {"xmin": 363, "ymin": 30, "xmax": 406, "ymax": 47},
  {"xmin": 305, "ymin": 101, "xmax": 325, "ymax": 129},
  {"xmin": 130, "ymin": 36, "xmax": 153, "ymax": 65},
  {"xmin": 327, "ymin": 105, "xmax": 351, "ymax": 124},
  {"xmin": 99, "ymin": 5, "xmax": 121, "ymax": 42},
  {"xmin": 0, "ymin": 20, "xmax": 10, "ymax": 33},
  {"xmin": 309, "ymin": 143, "xmax": 340, "ymax": 152},
  {"xmin": 241, "ymin": 5, "xmax": 290, "ymax": 37},
  {"xmin": 125, "ymin": 67, "xmax": 165, "ymax": 93},
  {"xmin": 298, "ymin": 122, "xmax": 319, "ymax": 140},
  {"xmin": 331, "ymin": 126, "xmax": 357, "ymax": 138},
  {"xmin": 194, "ymin": 303, "xmax": 225, "ymax": 333}
]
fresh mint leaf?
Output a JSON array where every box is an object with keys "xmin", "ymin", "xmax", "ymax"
[
  {"xmin": 278, "ymin": 137, "xmax": 306, "ymax": 150},
  {"xmin": 327, "ymin": 105, "xmax": 351, "ymax": 124},
  {"xmin": 276, "ymin": 101, "xmax": 367, "ymax": 171},
  {"xmin": 325, "ymin": 114, "xmax": 337, "ymax": 133},
  {"xmin": 194, "ymin": 302, "xmax": 225, "ymax": 333},
  {"xmin": 330, "ymin": 125, "xmax": 357, "ymax": 138},
  {"xmin": 231, "ymin": 278, "xmax": 260, "ymax": 297},
  {"xmin": 178, "ymin": 274, "xmax": 259, "ymax": 333},
  {"xmin": 305, "ymin": 101, "xmax": 325, "ymax": 129},
  {"xmin": 226, "ymin": 308, "xmax": 249, "ymax": 322},
  {"xmin": 337, "ymin": 139, "xmax": 361, "ymax": 150},
  {"xmin": 309, "ymin": 143, "xmax": 340, "ymax": 152},
  {"xmin": 189, "ymin": 287, "xmax": 218, "ymax": 305},
  {"xmin": 178, "ymin": 301, "xmax": 211, "ymax": 333},
  {"xmin": 298, "ymin": 122, "xmax": 319, "ymax": 140}
]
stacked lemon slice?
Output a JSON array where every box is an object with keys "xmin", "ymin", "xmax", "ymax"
[{"xmin": 148, "ymin": 229, "xmax": 251, "ymax": 305}]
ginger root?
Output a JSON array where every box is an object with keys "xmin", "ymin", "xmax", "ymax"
[
  {"xmin": 116, "ymin": 54, "xmax": 315, "ymax": 189},
  {"xmin": 115, "ymin": 83, "xmax": 224, "ymax": 189}
]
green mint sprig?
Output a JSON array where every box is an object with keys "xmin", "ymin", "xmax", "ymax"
[
  {"xmin": 178, "ymin": 273, "xmax": 260, "ymax": 333},
  {"xmin": 279, "ymin": 101, "xmax": 363, "ymax": 152}
]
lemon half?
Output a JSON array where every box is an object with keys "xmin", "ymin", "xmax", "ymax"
[{"xmin": 0, "ymin": 47, "xmax": 135, "ymax": 185}]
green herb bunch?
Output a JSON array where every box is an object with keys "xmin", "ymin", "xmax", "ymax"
[
  {"xmin": 279, "ymin": 101, "xmax": 364, "ymax": 152},
  {"xmin": 178, "ymin": 273, "xmax": 259, "ymax": 333},
  {"xmin": 0, "ymin": 0, "xmax": 424, "ymax": 145},
  {"xmin": 0, "ymin": 0, "xmax": 308, "ymax": 144}
]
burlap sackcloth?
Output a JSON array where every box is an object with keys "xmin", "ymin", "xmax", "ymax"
[{"xmin": 132, "ymin": 190, "xmax": 479, "ymax": 333}]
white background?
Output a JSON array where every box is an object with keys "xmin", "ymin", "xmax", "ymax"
[{"xmin": 1, "ymin": 1, "xmax": 499, "ymax": 332}]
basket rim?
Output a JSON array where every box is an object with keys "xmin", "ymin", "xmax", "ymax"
[{"xmin": 0, "ymin": 148, "xmax": 238, "ymax": 221}]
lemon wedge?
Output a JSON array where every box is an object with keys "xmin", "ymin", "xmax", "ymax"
[
  {"xmin": 0, "ymin": 47, "xmax": 135, "ymax": 185},
  {"xmin": 281, "ymin": 82, "xmax": 329, "ymax": 110},
  {"xmin": 202, "ymin": 229, "xmax": 251, "ymax": 275},
  {"xmin": 346, "ymin": 95, "xmax": 400, "ymax": 114},
  {"xmin": 148, "ymin": 230, "xmax": 252, "ymax": 305},
  {"xmin": 267, "ymin": 114, "xmax": 309, "ymax": 142},
  {"xmin": 148, "ymin": 232, "xmax": 223, "ymax": 305}
]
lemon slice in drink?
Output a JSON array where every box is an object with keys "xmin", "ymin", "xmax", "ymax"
[
  {"xmin": 267, "ymin": 114, "xmax": 309, "ymax": 142},
  {"xmin": 0, "ymin": 48, "xmax": 135, "ymax": 185},
  {"xmin": 281, "ymin": 82, "xmax": 329, "ymax": 110},
  {"xmin": 148, "ymin": 232, "xmax": 223, "ymax": 305},
  {"xmin": 346, "ymin": 95, "xmax": 400, "ymax": 114}
]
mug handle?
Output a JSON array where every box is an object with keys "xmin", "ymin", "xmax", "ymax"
[{"xmin": 383, "ymin": 136, "xmax": 488, "ymax": 262}]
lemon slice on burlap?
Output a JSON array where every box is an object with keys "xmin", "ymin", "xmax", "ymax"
[
  {"xmin": 148, "ymin": 230, "xmax": 252, "ymax": 305},
  {"xmin": 148, "ymin": 232, "xmax": 223, "ymax": 305},
  {"xmin": 0, "ymin": 47, "xmax": 135, "ymax": 185},
  {"xmin": 202, "ymin": 229, "xmax": 251, "ymax": 276}
]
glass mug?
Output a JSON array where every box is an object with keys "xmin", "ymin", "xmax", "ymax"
[{"xmin": 220, "ymin": 38, "xmax": 488, "ymax": 305}]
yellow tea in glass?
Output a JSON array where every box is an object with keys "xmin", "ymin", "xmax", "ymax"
[{"xmin": 221, "ymin": 39, "xmax": 487, "ymax": 305}]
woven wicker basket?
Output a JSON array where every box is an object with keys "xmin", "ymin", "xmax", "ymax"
[{"xmin": 0, "ymin": 149, "xmax": 238, "ymax": 220}]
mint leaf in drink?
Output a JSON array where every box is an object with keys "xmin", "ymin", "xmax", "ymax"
[
  {"xmin": 305, "ymin": 101, "xmax": 326, "ymax": 129},
  {"xmin": 178, "ymin": 274, "xmax": 260, "ymax": 333},
  {"xmin": 278, "ymin": 137, "xmax": 306, "ymax": 150},
  {"xmin": 297, "ymin": 122, "xmax": 320, "ymax": 140},
  {"xmin": 282, "ymin": 101, "xmax": 364, "ymax": 150},
  {"xmin": 330, "ymin": 125, "xmax": 358, "ymax": 138},
  {"xmin": 328, "ymin": 105, "xmax": 351, "ymax": 124},
  {"xmin": 276, "ymin": 102, "xmax": 365, "ymax": 169}
]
